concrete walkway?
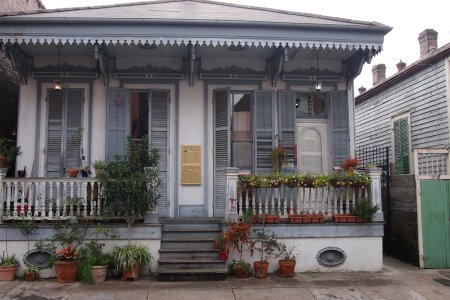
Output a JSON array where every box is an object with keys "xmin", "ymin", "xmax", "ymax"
[{"xmin": 1, "ymin": 257, "xmax": 449, "ymax": 300}]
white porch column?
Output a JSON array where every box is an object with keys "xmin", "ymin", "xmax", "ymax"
[
  {"xmin": 225, "ymin": 167, "xmax": 239, "ymax": 222},
  {"xmin": 0, "ymin": 168, "xmax": 6, "ymax": 223},
  {"xmin": 366, "ymin": 168, "xmax": 383, "ymax": 222}
]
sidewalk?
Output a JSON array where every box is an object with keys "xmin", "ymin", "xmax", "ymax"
[{"xmin": 0, "ymin": 256, "xmax": 449, "ymax": 300}]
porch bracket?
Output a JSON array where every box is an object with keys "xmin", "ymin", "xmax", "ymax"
[
  {"xmin": 94, "ymin": 43, "xmax": 109, "ymax": 86},
  {"xmin": 225, "ymin": 167, "xmax": 240, "ymax": 222},
  {"xmin": 365, "ymin": 167, "xmax": 383, "ymax": 222},
  {"xmin": 2, "ymin": 42, "xmax": 29, "ymax": 85},
  {"xmin": 271, "ymin": 46, "xmax": 288, "ymax": 87},
  {"xmin": 188, "ymin": 43, "xmax": 196, "ymax": 87},
  {"xmin": 344, "ymin": 48, "xmax": 376, "ymax": 89}
]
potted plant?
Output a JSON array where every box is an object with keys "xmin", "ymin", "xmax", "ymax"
[
  {"xmin": 52, "ymin": 244, "xmax": 81, "ymax": 283},
  {"xmin": 79, "ymin": 241, "xmax": 112, "ymax": 283},
  {"xmin": 0, "ymin": 138, "xmax": 21, "ymax": 172},
  {"xmin": 223, "ymin": 222, "xmax": 252, "ymax": 278},
  {"xmin": 92, "ymin": 160, "xmax": 107, "ymax": 177},
  {"xmin": 342, "ymin": 157, "xmax": 359, "ymax": 173},
  {"xmin": 111, "ymin": 244, "xmax": 152, "ymax": 280},
  {"xmin": 276, "ymin": 241, "xmax": 297, "ymax": 278},
  {"xmin": 0, "ymin": 253, "xmax": 19, "ymax": 281},
  {"xmin": 352, "ymin": 197, "xmax": 378, "ymax": 222},
  {"xmin": 251, "ymin": 224, "xmax": 279, "ymax": 278},
  {"xmin": 213, "ymin": 232, "xmax": 228, "ymax": 261},
  {"xmin": 66, "ymin": 168, "xmax": 79, "ymax": 178},
  {"xmin": 23, "ymin": 266, "xmax": 39, "ymax": 281}
]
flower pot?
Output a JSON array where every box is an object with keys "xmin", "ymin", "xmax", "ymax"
[
  {"xmin": 94, "ymin": 168, "xmax": 104, "ymax": 177},
  {"xmin": 121, "ymin": 264, "xmax": 140, "ymax": 280},
  {"xmin": 91, "ymin": 265, "xmax": 108, "ymax": 283},
  {"xmin": 0, "ymin": 156, "xmax": 5, "ymax": 168},
  {"xmin": 66, "ymin": 169, "xmax": 79, "ymax": 178},
  {"xmin": 252, "ymin": 214, "xmax": 280, "ymax": 224},
  {"xmin": 17, "ymin": 170, "xmax": 26, "ymax": 177},
  {"xmin": 218, "ymin": 250, "xmax": 229, "ymax": 261},
  {"xmin": 278, "ymin": 259, "xmax": 296, "ymax": 278},
  {"xmin": 54, "ymin": 261, "xmax": 80, "ymax": 283},
  {"xmin": 0, "ymin": 266, "xmax": 17, "ymax": 281},
  {"xmin": 288, "ymin": 214, "xmax": 324, "ymax": 224},
  {"xmin": 253, "ymin": 261, "xmax": 269, "ymax": 278},
  {"xmin": 24, "ymin": 272, "xmax": 37, "ymax": 281},
  {"xmin": 333, "ymin": 214, "xmax": 363, "ymax": 223},
  {"xmin": 232, "ymin": 264, "xmax": 251, "ymax": 278}
]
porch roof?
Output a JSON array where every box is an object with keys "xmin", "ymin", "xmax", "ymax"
[{"xmin": 0, "ymin": 0, "xmax": 391, "ymax": 50}]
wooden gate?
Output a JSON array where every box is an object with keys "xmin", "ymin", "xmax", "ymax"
[{"xmin": 414, "ymin": 148, "xmax": 450, "ymax": 268}]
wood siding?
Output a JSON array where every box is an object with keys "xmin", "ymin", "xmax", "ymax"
[{"xmin": 355, "ymin": 60, "xmax": 449, "ymax": 160}]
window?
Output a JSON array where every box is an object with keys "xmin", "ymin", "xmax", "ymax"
[
  {"xmin": 231, "ymin": 92, "xmax": 252, "ymax": 171},
  {"xmin": 299, "ymin": 128, "xmax": 323, "ymax": 174},
  {"xmin": 392, "ymin": 115, "xmax": 411, "ymax": 174},
  {"xmin": 131, "ymin": 91, "xmax": 149, "ymax": 140}
]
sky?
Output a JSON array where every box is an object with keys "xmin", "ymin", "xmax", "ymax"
[{"xmin": 41, "ymin": 0, "xmax": 450, "ymax": 93}]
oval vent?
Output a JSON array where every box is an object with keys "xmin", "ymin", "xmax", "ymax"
[
  {"xmin": 23, "ymin": 249, "xmax": 54, "ymax": 268},
  {"xmin": 316, "ymin": 247, "xmax": 346, "ymax": 268}
]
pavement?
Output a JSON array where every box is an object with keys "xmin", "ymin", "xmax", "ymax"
[{"xmin": 1, "ymin": 256, "xmax": 449, "ymax": 300}]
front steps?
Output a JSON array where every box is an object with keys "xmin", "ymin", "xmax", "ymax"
[{"xmin": 156, "ymin": 218, "xmax": 227, "ymax": 281}]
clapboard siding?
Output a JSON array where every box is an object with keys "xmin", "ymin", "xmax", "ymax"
[{"xmin": 355, "ymin": 59, "xmax": 449, "ymax": 161}]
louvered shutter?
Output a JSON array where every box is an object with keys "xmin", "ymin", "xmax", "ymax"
[
  {"xmin": 214, "ymin": 88, "xmax": 229, "ymax": 217},
  {"xmin": 278, "ymin": 91, "xmax": 296, "ymax": 173},
  {"xmin": 46, "ymin": 90, "xmax": 64, "ymax": 177},
  {"xmin": 106, "ymin": 88, "xmax": 130, "ymax": 162},
  {"xmin": 65, "ymin": 90, "xmax": 83, "ymax": 169},
  {"xmin": 150, "ymin": 90, "xmax": 169, "ymax": 217},
  {"xmin": 254, "ymin": 90, "xmax": 274, "ymax": 174},
  {"xmin": 394, "ymin": 118, "xmax": 410, "ymax": 174},
  {"xmin": 331, "ymin": 91, "xmax": 349, "ymax": 167}
]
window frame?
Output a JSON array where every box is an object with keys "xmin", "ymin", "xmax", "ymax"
[{"xmin": 391, "ymin": 112, "xmax": 412, "ymax": 175}]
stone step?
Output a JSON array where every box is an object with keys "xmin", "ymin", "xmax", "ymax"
[
  {"xmin": 158, "ymin": 258, "xmax": 226, "ymax": 269},
  {"xmin": 162, "ymin": 230, "xmax": 221, "ymax": 239},
  {"xmin": 160, "ymin": 238, "xmax": 216, "ymax": 249},
  {"xmin": 156, "ymin": 268, "xmax": 227, "ymax": 282},
  {"xmin": 159, "ymin": 248, "xmax": 220, "ymax": 259}
]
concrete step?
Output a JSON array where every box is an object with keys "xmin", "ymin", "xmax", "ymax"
[
  {"xmin": 156, "ymin": 267, "xmax": 227, "ymax": 281},
  {"xmin": 158, "ymin": 258, "xmax": 226, "ymax": 269},
  {"xmin": 159, "ymin": 248, "xmax": 220, "ymax": 259},
  {"xmin": 162, "ymin": 230, "xmax": 221, "ymax": 239},
  {"xmin": 160, "ymin": 238, "xmax": 216, "ymax": 249}
]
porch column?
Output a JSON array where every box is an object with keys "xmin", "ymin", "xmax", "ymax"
[
  {"xmin": 225, "ymin": 167, "xmax": 240, "ymax": 222},
  {"xmin": 366, "ymin": 168, "xmax": 383, "ymax": 222},
  {"xmin": 0, "ymin": 168, "xmax": 6, "ymax": 223}
]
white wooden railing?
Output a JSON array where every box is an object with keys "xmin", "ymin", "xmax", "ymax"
[{"xmin": 0, "ymin": 169, "xmax": 101, "ymax": 220}]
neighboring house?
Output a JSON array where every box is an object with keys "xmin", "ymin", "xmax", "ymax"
[
  {"xmin": 0, "ymin": 0, "xmax": 392, "ymax": 275},
  {"xmin": 355, "ymin": 30, "xmax": 450, "ymax": 269},
  {"xmin": 355, "ymin": 29, "xmax": 450, "ymax": 175},
  {"xmin": 0, "ymin": 0, "xmax": 45, "ymax": 176}
]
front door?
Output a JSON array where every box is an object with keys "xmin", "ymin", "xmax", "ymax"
[{"xmin": 296, "ymin": 121, "xmax": 329, "ymax": 174}]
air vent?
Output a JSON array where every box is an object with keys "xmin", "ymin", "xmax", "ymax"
[{"xmin": 316, "ymin": 247, "xmax": 346, "ymax": 268}]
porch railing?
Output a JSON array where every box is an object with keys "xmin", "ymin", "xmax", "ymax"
[{"xmin": 0, "ymin": 168, "xmax": 102, "ymax": 221}]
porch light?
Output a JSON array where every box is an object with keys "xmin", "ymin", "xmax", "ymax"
[
  {"xmin": 295, "ymin": 97, "xmax": 300, "ymax": 108},
  {"xmin": 53, "ymin": 46, "xmax": 63, "ymax": 91},
  {"xmin": 314, "ymin": 80, "xmax": 322, "ymax": 92},
  {"xmin": 313, "ymin": 51, "xmax": 322, "ymax": 92}
]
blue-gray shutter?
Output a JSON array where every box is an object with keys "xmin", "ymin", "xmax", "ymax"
[
  {"xmin": 214, "ymin": 88, "xmax": 229, "ymax": 217},
  {"xmin": 106, "ymin": 88, "xmax": 130, "ymax": 162},
  {"xmin": 149, "ymin": 90, "xmax": 169, "ymax": 217},
  {"xmin": 254, "ymin": 90, "xmax": 274, "ymax": 174},
  {"xmin": 46, "ymin": 89, "xmax": 64, "ymax": 177},
  {"xmin": 394, "ymin": 118, "xmax": 410, "ymax": 174},
  {"xmin": 331, "ymin": 90, "xmax": 349, "ymax": 166},
  {"xmin": 65, "ymin": 90, "xmax": 83, "ymax": 170},
  {"xmin": 278, "ymin": 91, "xmax": 296, "ymax": 173}
]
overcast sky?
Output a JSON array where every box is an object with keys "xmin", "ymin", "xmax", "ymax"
[{"xmin": 41, "ymin": 0, "xmax": 450, "ymax": 93}]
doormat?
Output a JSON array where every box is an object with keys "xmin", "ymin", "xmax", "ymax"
[{"xmin": 433, "ymin": 278, "xmax": 450, "ymax": 287}]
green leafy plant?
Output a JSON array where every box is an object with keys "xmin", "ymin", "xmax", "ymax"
[
  {"xmin": 78, "ymin": 241, "xmax": 112, "ymax": 283},
  {"xmin": 99, "ymin": 136, "xmax": 161, "ymax": 245},
  {"xmin": 23, "ymin": 266, "xmax": 39, "ymax": 275},
  {"xmin": 0, "ymin": 138, "xmax": 21, "ymax": 166},
  {"xmin": 351, "ymin": 197, "xmax": 378, "ymax": 222},
  {"xmin": 251, "ymin": 224, "xmax": 279, "ymax": 262},
  {"xmin": 229, "ymin": 259, "xmax": 251, "ymax": 274},
  {"xmin": 92, "ymin": 160, "xmax": 107, "ymax": 169},
  {"xmin": 18, "ymin": 217, "xmax": 37, "ymax": 252},
  {"xmin": 111, "ymin": 244, "xmax": 152, "ymax": 275},
  {"xmin": 276, "ymin": 241, "xmax": 297, "ymax": 261},
  {"xmin": 0, "ymin": 253, "xmax": 19, "ymax": 267}
]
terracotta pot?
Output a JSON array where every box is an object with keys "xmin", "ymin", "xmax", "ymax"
[
  {"xmin": 24, "ymin": 272, "xmax": 37, "ymax": 281},
  {"xmin": 121, "ymin": 264, "xmax": 140, "ymax": 280},
  {"xmin": 288, "ymin": 214, "xmax": 324, "ymax": 224},
  {"xmin": 0, "ymin": 266, "xmax": 17, "ymax": 281},
  {"xmin": 333, "ymin": 214, "xmax": 363, "ymax": 223},
  {"xmin": 278, "ymin": 259, "xmax": 296, "ymax": 278},
  {"xmin": 0, "ymin": 156, "xmax": 5, "ymax": 168},
  {"xmin": 91, "ymin": 265, "xmax": 108, "ymax": 283},
  {"xmin": 253, "ymin": 261, "xmax": 269, "ymax": 278},
  {"xmin": 232, "ymin": 264, "xmax": 251, "ymax": 278},
  {"xmin": 54, "ymin": 261, "xmax": 80, "ymax": 283},
  {"xmin": 252, "ymin": 214, "xmax": 280, "ymax": 224},
  {"xmin": 218, "ymin": 250, "xmax": 229, "ymax": 261},
  {"xmin": 94, "ymin": 168, "xmax": 104, "ymax": 177},
  {"xmin": 66, "ymin": 169, "xmax": 79, "ymax": 178}
]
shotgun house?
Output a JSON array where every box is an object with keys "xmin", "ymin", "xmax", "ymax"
[{"xmin": 0, "ymin": 0, "xmax": 391, "ymax": 275}]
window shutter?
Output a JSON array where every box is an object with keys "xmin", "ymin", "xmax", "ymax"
[
  {"xmin": 214, "ymin": 88, "xmax": 229, "ymax": 217},
  {"xmin": 150, "ymin": 90, "xmax": 169, "ymax": 217},
  {"xmin": 46, "ymin": 90, "xmax": 64, "ymax": 177},
  {"xmin": 106, "ymin": 88, "xmax": 130, "ymax": 162},
  {"xmin": 254, "ymin": 90, "xmax": 274, "ymax": 174},
  {"xmin": 278, "ymin": 91, "xmax": 296, "ymax": 173},
  {"xmin": 331, "ymin": 91, "xmax": 349, "ymax": 167},
  {"xmin": 394, "ymin": 118, "xmax": 410, "ymax": 174},
  {"xmin": 65, "ymin": 90, "xmax": 83, "ymax": 169}
]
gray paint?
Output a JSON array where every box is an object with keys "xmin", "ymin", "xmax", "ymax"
[
  {"xmin": 179, "ymin": 205, "xmax": 205, "ymax": 217},
  {"xmin": 355, "ymin": 60, "xmax": 449, "ymax": 160}
]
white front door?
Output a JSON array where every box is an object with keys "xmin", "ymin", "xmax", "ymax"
[{"xmin": 297, "ymin": 121, "xmax": 329, "ymax": 174}]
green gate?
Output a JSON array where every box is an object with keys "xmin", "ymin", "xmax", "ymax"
[{"xmin": 420, "ymin": 180, "xmax": 450, "ymax": 268}]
